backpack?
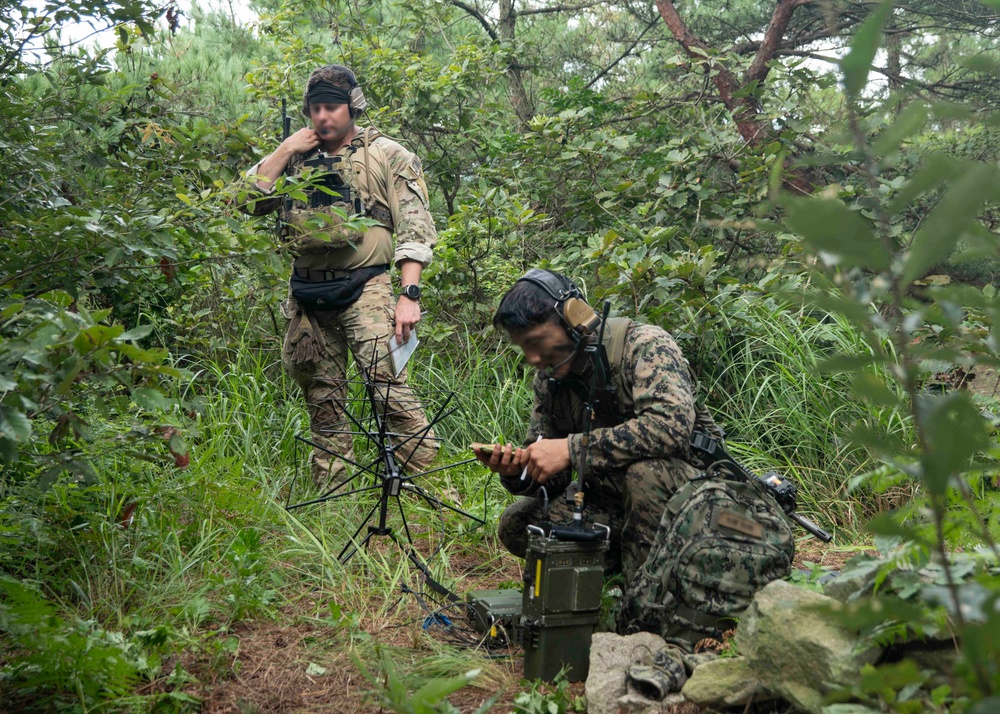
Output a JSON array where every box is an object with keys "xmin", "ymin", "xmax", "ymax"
[{"xmin": 618, "ymin": 470, "xmax": 794, "ymax": 649}]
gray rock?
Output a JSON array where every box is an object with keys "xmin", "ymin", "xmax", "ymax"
[
  {"xmin": 681, "ymin": 651, "xmax": 720, "ymax": 672},
  {"xmin": 736, "ymin": 580, "xmax": 881, "ymax": 714},
  {"xmin": 586, "ymin": 632, "xmax": 671, "ymax": 714},
  {"xmin": 907, "ymin": 642, "xmax": 959, "ymax": 674},
  {"xmin": 823, "ymin": 568, "xmax": 874, "ymax": 603},
  {"xmin": 616, "ymin": 691, "xmax": 685, "ymax": 713},
  {"xmin": 681, "ymin": 656, "xmax": 764, "ymax": 707}
]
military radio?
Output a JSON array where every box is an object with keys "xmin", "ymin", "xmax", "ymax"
[
  {"xmin": 275, "ymin": 98, "xmax": 292, "ymax": 237},
  {"xmin": 467, "ymin": 299, "xmax": 615, "ymax": 683},
  {"xmin": 466, "ymin": 510, "xmax": 610, "ymax": 682}
]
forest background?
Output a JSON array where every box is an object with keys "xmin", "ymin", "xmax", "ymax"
[{"xmin": 2, "ymin": 0, "xmax": 1000, "ymax": 711}]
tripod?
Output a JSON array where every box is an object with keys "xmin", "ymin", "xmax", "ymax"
[{"xmin": 284, "ymin": 337, "xmax": 485, "ymax": 569}]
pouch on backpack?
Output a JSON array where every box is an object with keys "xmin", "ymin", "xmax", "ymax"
[{"xmin": 618, "ymin": 473, "xmax": 794, "ymax": 648}]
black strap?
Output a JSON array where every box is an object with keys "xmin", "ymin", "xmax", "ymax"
[
  {"xmin": 293, "ymin": 267, "xmax": 352, "ymax": 282},
  {"xmin": 368, "ymin": 203, "xmax": 393, "ymax": 228},
  {"xmin": 690, "ymin": 430, "xmax": 729, "ymax": 464},
  {"xmin": 293, "ymin": 264, "xmax": 390, "ymax": 283}
]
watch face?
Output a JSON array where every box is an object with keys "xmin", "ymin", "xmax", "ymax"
[{"xmin": 403, "ymin": 285, "xmax": 421, "ymax": 299}]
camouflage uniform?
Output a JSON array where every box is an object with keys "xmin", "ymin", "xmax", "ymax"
[
  {"xmin": 241, "ymin": 128, "xmax": 438, "ymax": 484},
  {"xmin": 497, "ymin": 320, "xmax": 721, "ymax": 585}
]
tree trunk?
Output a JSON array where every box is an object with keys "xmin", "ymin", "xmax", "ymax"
[
  {"xmin": 654, "ymin": 0, "xmax": 809, "ymax": 147},
  {"xmin": 499, "ymin": 0, "xmax": 535, "ymax": 125}
]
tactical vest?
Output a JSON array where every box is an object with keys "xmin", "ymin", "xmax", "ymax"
[
  {"xmin": 547, "ymin": 318, "xmax": 722, "ymax": 446},
  {"xmin": 281, "ymin": 127, "xmax": 395, "ymax": 254}
]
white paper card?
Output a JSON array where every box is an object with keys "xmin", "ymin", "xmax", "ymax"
[{"xmin": 388, "ymin": 330, "xmax": 418, "ymax": 378}]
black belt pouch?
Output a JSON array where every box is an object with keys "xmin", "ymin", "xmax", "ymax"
[{"xmin": 289, "ymin": 265, "xmax": 387, "ymax": 311}]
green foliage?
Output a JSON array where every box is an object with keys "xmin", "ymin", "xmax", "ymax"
[
  {"xmin": 354, "ymin": 646, "xmax": 494, "ymax": 714},
  {"xmin": 776, "ymin": 1, "xmax": 1000, "ymax": 704},
  {"xmin": 222, "ymin": 528, "xmax": 279, "ymax": 621},
  {"xmin": 0, "ymin": 576, "xmax": 144, "ymax": 711},
  {"xmin": 0, "ymin": 0, "xmax": 296, "ymax": 491},
  {"xmin": 513, "ymin": 672, "xmax": 586, "ymax": 714},
  {"xmin": 0, "ymin": 295, "xmax": 186, "ymax": 481}
]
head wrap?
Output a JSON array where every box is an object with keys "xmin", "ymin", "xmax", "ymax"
[{"xmin": 307, "ymin": 81, "xmax": 351, "ymax": 106}]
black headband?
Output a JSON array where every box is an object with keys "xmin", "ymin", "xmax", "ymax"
[{"xmin": 307, "ymin": 81, "xmax": 351, "ymax": 106}]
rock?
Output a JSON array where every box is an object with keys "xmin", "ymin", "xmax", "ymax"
[
  {"xmin": 681, "ymin": 651, "xmax": 720, "ymax": 672},
  {"xmin": 586, "ymin": 632, "xmax": 670, "ymax": 714},
  {"xmin": 823, "ymin": 568, "xmax": 874, "ymax": 603},
  {"xmin": 736, "ymin": 580, "xmax": 881, "ymax": 714},
  {"xmin": 906, "ymin": 642, "xmax": 959, "ymax": 674},
  {"xmin": 681, "ymin": 656, "xmax": 763, "ymax": 707},
  {"xmin": 616, "ymin": 691, "xmax": 685, "ymax": 713},
  {"xmin": 781, "ymin": 681, "xmax": 825, "ymax": 714}
]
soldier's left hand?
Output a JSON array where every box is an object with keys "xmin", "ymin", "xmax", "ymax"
[
  {"xmin": 394, "ymin": 296, "xmax": 421, "ymax": 343},
  {"xmin": 525, "ymin": 438, "xmax": 571, "ymax": 483}
]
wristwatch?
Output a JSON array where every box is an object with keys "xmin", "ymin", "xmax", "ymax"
[{"xmin": 400, "ymin": 284, "xmax": 421, "ymax": 301}]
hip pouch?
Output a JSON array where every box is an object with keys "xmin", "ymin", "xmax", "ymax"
[
  {"xmin": 289, "ymin": 265, "xmax": 387, "ymax": 312},
  {"xmin": 618, "ymin": 472, "xmax": 794, "ymax": 649}
]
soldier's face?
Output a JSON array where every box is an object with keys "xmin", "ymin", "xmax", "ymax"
[
  {"xmin": 309, "ymin": 103, "xmax": 354, "ymax": 142},
  {"xmin": 509, "ymin": 321, "xmax": 578, "ymax": 379}
]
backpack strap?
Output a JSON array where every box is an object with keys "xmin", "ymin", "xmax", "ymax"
[
  {"xmin": 602, "ymin": 317, "xmax": 632, "ymax": 379},
  {"xmin": 347, "ymin": 127, "xmax": 394, "ymax": 230},
  {"xmin": 591, "ymin": 317, "xmax": 632, "ymax": 425}
]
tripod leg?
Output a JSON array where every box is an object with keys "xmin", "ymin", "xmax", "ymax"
[{"xmin": 340, "ymin": 530, "xmax": 375, "ymax": 564}]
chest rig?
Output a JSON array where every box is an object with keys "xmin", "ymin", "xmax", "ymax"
[
  {"xmin": 546, "ymin": 317, "xmax": 634, "ymax": 435},
  {"xmin": 280, "ymin": 128, "xmax": 394, "ymax": 252}
]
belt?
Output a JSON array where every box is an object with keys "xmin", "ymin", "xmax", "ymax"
[{"xmin": 292, "ymin": 264, "xmax": 389, "ymax": 282}]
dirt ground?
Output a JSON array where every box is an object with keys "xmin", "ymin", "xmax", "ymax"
[
  {"xmin": 969, "ymin": 365, "xmax": 1000, "ymax": 400},
  {"xmin": 153, "ymin": 536, "xmax": 860, "ymax": 714}
]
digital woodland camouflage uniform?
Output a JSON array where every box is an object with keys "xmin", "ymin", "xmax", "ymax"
[
  {"xmin": 242, "ymin": 128, "xmax": 439, "ymax": 484},
  {"xmin": 498, "ymin": 318, "xmax": 722, "ymax": 585}
]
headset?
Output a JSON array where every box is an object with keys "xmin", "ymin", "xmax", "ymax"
[
  {"xmin": 328, "ymin": 64, "xmax": 368, "ymax": 116},
  {"xmin": 515, "ymin": 269, "xmax": 601, "ymax": 344},
  {"xmin": 303, "ymin": 65, "xmax": 368, "ymax": 118}
]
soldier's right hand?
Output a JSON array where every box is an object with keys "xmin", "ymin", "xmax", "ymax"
[
  {"xmin": 281, "ymin": 127, "xmax": 322, "ymax": 156},
  {"xmin": 472, "ymin": 442, "xmax": 525, "ymax": 478}
]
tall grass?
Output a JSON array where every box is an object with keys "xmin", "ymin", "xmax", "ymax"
[
  {"xmin": 413, "ymin": 332, "xmax": 533, "ymax": 450},
  {"xmin": 1, "ymin": 301, "xmax": 914, "ymax": 710},
  {"xmin": 700, "ymin": 294, "xmax": 912, "ymax": 535},
  {"xmin": 1, "ymin": 325, "xmax": 526, "ymax": 710}
]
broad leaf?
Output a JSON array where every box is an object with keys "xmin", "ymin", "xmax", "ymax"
[
  {"xmin": 120, "ymin": 324, "xmax": 153, "ymax": 341},
  {"xmin": 841, "ymin": 0, "xmax": 893, "ymax": 100},
  {"xmin": 919, "ymin": 392, "xmax": 990, "ymax": 495},
  {"xmin": 902, "ymin": 161, "xmax": 1000, "ymax": 284},
  {"xmin": 131, "ymin": 387, "xmax": 169, "ymax": 411},
  {"xmin": 784, "ymin": 196, "xmax": 889, "ymax": 270},
  {"xmin": 0, "ymin": 404, "xmax": 32, "ymax": 442},
  {"xmin": 872, "ymin": 103, "xmax": 928, "ymax": 158}
]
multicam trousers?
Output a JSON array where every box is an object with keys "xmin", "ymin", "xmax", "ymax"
[
  {"xmin": 497, "ymin": 456, "xmax": 701, "ymax": 586},
  {"xmin": 281, "ymin": 272, "xmax": 438, "ymax": 486}
]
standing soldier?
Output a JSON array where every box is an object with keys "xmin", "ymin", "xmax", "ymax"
[{"xmin": 240, "ymin": 64, "xmax": 438, "ymax": 486}]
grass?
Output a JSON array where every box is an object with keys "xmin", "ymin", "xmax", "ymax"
[
  {"xmin": 698, "ymin": 294, "xmax": 913, "ymax": 540},
  {"xmin": 0, "ymin": 306, "xmax": 902, "ymax": 712}
]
